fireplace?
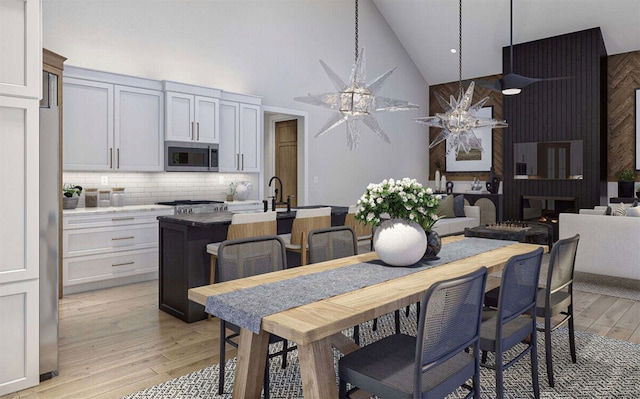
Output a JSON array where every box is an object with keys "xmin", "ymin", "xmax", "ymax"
[{"xmin": 521, "ymin": 195, "xmax": 576, "ymax": 242}]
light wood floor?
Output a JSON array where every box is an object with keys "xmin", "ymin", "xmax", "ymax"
[{"xmin": 3, "ymin": 267, "xmax": 640, "ymax": 398}]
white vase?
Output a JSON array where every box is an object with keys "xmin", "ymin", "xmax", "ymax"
[
  {"xmin": 435, "ymin": 169, "xmax": 441, "ymax": 191},
  {"xmin": 373, "ymin": 219, "xmax": 427, "ymax": 266}
]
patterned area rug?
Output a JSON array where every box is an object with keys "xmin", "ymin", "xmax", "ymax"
[{"xmin": 122, "ymin": 309, "xmax": 640, "ymax": 399}]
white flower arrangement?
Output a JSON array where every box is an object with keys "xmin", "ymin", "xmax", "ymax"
[{"xmin": 355, "ymin": 178, "xmax": 441, "ymax": 230}]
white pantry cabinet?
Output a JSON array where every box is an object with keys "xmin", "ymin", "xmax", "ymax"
[
  {"xmin": 62, "ymin": 206, "xmax": 174, "ymax": 294},
  {"xmin": 0, "ymin": 0, "xmax": 41, "ymax": 394},
  {"xmin": 63, "ymin": 67, "xmax": 164, "ymax": 171},
  {"xmin": 219, "ymin": 92, "xmax": 262, "ymax": 173},
  {"xmin": 0, "ymin": 0, "xmax": 40, "ymax": 98},
  {"xmin": 164, "ymin": 81, "xmax": 220, "ymax": 144}
]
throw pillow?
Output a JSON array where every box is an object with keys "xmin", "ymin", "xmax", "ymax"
[
  {"xmin": 436, "ymin": 195, "xmax": 456, "ymax": 219},
  {"xmin": 633, "ymin": 200, "xmax": 638, "ymax": 207},
  {"xmin": 453, "ymin": 195, "xmax": 466, "ymax": 217},
  {"xmin": 605, "ymin": 206, "xmax": 612, "ymax": 215},
  {"xmin": 613, "ymin": 203, "xmax": 627, "ymax": 216}
]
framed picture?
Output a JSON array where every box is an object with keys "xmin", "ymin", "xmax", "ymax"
[
  {"xmin": 445, "ymin": 106, "xmax": 494, "ymax": 172},
  {"xmin": 635, "ymin": 89, "xmax": 640, "ymax": 170}
]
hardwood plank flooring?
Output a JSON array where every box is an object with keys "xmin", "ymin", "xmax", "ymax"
[{"xmin": 4, "ymin": 260, "xmax": 639, "ymax": 398}]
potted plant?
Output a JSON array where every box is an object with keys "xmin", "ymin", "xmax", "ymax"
[
  {"xmin": 226, "ymin": 182, "xmax": 236, "ymax": 202},
  {"xmin": 616, "ymin": 168, "xmax": 636, "ymax": 198},
  {"xmin": 62, "ymin": 183, "xmax": 83, "ymax": 209},
  {"xmin": 355, "ymin": 178, "xmax": 441, "ymax": 266}
]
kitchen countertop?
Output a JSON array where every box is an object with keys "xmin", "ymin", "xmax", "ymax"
[
  {"xmin": 63, "ymin": 204, "xmax": 174, "ymax": 215},
  {"xmin": 157, "ymin": 205, "xmax": 348, "ymax": 227}
]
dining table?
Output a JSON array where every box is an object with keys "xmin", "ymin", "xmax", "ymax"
[{"xmin": 188, "ymin": 235, "xmax": 546, "ymax": 399}]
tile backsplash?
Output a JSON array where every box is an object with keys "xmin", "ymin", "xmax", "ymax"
[{"xmin": 63, "ymin": 172, "xmax": 258, "ymax": 207}]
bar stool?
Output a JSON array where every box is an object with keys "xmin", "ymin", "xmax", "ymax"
[
  {"xmin": 278, "ymin": 207, "xmax": 331, "ymax": 266},
  {"xmin": 206, "ymin": 211, "xmax": 278, "ymax": 316},
  {"xmin": 344, "ymin": 205, "xmax": 373, "ymax": 251}
]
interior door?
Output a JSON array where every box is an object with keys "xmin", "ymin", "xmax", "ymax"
[{"xmin": 275, "ymin": 120, "xmax": 298, "ymax": 207}]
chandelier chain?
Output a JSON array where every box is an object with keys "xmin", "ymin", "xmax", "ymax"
[
  {"xmin": 458, "ymin": 0, "xmax": 463, "ymax": 97},
  {"xmin": 355, "ymin": 0, "xmax": 359, "ymax": 62}
]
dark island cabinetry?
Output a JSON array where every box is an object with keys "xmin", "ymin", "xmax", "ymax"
[
  {"xmin": 158, "ymin": 206, "xmax": 347, "ymax": 323},
  {"xmin": 159, "ymin": 220, "xmax": 227, "ymax": 322}
]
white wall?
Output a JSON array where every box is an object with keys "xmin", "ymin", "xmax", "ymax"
[{"xmin": 43, "ymin": 0, "xmax": 430, "ymax": 206}]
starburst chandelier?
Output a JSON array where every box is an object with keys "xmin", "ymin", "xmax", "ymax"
[
  {"xmin": 414, "ymin": 0, "xmax": 507, "ymax": 156},
  {"xmin": 294, "ymin": 0, "xmax": 419, "ymax": 150}
]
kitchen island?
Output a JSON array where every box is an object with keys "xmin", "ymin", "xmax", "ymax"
[{"xmin": 158, "ymin": 206, "xmax": 348, "ymax": 322}]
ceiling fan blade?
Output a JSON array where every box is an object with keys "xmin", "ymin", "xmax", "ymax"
[
  {"xmin": 502, "ymin": 73, "xmax": 574, "ymax": 90},
  {"xmin": 469, "ymin": 78, "xmax": 502, "ymax": 92}
]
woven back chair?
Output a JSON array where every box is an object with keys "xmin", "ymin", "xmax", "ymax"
[
  {"xmin": 536, "ymin": 234, "xmax": 580, "ymax": 387},
  {"xmin": 338, "ymin": 267, "xmax": 488, "ymax": 398},
  {"xmin": 215, "ymin": 235, "xmax": 294, "ymax": 398},
  {"xmin": 480, "ymin": 247, "xmax": 544, "ymax": 399}
]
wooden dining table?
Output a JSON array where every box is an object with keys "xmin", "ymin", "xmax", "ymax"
[{"xmin": 188, "ymin": 236, "xmax": 545, "ymax": 399}]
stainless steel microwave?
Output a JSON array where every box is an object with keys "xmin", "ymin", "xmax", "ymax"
[{"xmin": 165, "ymin": 141, "xmax": 219, "ymax": 172}]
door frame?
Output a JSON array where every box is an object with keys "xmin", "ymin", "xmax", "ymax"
[{"xmin": 262, "ymin": 105, "xmax": 308, "ymax": 206}]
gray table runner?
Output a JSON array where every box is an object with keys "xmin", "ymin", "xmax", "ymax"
[{"xmin": 205, "ymin": 237, "xmax": 516, "ymax": 333}]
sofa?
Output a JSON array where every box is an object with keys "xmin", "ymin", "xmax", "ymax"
[
  {"xmin": 559, "ymin": 212, "xmax": 640, "ymax": 280},
  {"xmin": 432, "ymin": 205, "xmax": 480, "ymax": 236}
]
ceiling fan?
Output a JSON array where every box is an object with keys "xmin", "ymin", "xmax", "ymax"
[{"xmin": 474, "ymin": 0, "xmax": 572, "ymax": 95}]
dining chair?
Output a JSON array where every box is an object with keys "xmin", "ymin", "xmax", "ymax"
[
  {"xmin": 206, "ymin": 211, "xmax": 277, "ymax": 285},
  {"xmin": 338, "ymin": 267, "xmax": 488, "ymax": 399},
  {"xmin": 307, "ymin": 226, "xmax": 362, "ymax": 344},
  {"xmin": 343, "ymin": 205, "xmax": 373, "ymax": 251},
  {"xmin": 215, "ymin": 235, "xmax": 294, "ymax": 398},
  {"xmin": 480, "ymin": 247, "xmax": 544, "ymax": 399},
  {"xmin": 535, "ymin": 234, "xmax": 580, "ymax": 387},
  {"xmin": 279, "ymin": 206, "xmax": 332, "ymax": 266},
  {"xmin": 483, "ymin": 235, "xmax": 580, "ymax": 388}
]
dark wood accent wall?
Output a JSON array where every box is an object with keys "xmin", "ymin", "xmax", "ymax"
[
  {"xmin": 608, "ymin": 51, "xmax": 640, "ymax": 180},
  {"xmin": 503, "ymin": 28, "xmax": 608, "ymax": 219},
  {"xmin": 428, "ymin": 76, "xmax": 504, "ymax": 182}
]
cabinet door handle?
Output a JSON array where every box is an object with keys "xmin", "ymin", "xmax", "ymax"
[
  {"xmin": 111, "ymin": 236, "xmax": 134, "ymax": 241},
  {"xmin": 117, "ymin": 148, "xmax": 120, "ymax": 169},
  {"xmin": 191, "ymin": 121, "xmax": 195, "ymax": 140},
  {"xmin": 236, "ymin": 153, "xmax": 240, "ymax": 170},
  {"xmin": 196, "ymin": 122, "xmax": 200, "ymax": 141},
  {"xmin": 241, "ymin": 154, "xmax": 244, "ymax": 170},
  {"xmin": 111, "ymin": 217, "xmax": 135, "ymax": 221},
  {"xmin": 112, "ymin": 261, "xmax": 135, "ymax": 267},
  {"xmin": 109, "ymin": 148, "xmax": 113, "ymax": 169}
]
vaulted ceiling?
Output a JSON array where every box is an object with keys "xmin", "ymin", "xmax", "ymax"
[{"xmin": 373, "ymin": 0, "xmax": 640, "ymax": 85}]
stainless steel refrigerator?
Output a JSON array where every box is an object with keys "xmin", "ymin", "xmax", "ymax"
[{"xmin": 39, "ymin": 70, "xmax": 59, "ymax": 379}]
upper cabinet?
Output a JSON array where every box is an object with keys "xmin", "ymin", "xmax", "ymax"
[
  {"xmin": 63, "ymin": 67, "xmax": 164, "ymax": 172},
  {"xmin": 0, "ymin": 0, "xmax": 41, "ymax": 99},
  {"xmin": 164, "ymin": 81, "xmax": 220, "ymax": 144},
  {"xmin": 219, "ymin": 92, "xmax": 262, "ymax": 173}
]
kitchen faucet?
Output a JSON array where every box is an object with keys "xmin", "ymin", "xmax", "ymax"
[{"xmin": 268, "ymin": 175, "xmax": 291, "ymax": 212}]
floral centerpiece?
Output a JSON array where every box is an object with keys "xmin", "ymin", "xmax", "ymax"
[
  {"xmin": 355, "ymin": 178, "xmax": 442, "ymax": 266},
  {"xmin": 355, "ymin": 178, "xmax": 441, "ymax": 230}
]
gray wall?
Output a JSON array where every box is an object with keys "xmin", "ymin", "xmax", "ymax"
[{"xmin": 43, "ymin": 0, "xmax": 430, "ymax": 206}]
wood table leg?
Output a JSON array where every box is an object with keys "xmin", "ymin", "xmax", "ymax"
[
  {"xmin": 232, "ymin": 328, "xmax": 269, "ymax": 399},
  {"xmin": 298, "ymin": 336, "xmax": 338, "ymax": 399}
]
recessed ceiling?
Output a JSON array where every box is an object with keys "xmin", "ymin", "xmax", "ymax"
[{"xmin": 374, "ymin": 0, "xmax": 640, "ymax": 85}]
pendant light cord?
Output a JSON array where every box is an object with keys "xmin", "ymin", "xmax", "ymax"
[
  {"xmin": 355, "ymin": 0, "xmax": 359, "ymax": 62},
  {"xmin": 509, "ymin": 0, "xmax": 514, "ymax": 74},
  {"xmin": 458, "ymin": 0, "xmax": 463, "ymax": 98}
]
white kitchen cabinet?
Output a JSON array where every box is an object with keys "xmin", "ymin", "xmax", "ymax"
[
  {"xmin": 164, "ymin": 81, "xmax": 220, "ymax": 144},
  {"xmin": 219, "ymin": 97, "xmax": 262, "ymax": 173},
  {"xmin": 0, "ymin": 0, "xmax": 40, "ymax": 98},
  {"xmin": 115, "ymin": 85, "xmax": 164, "ymax": 171},
  {"xmin": 63, "ymin": 77, "xmax": 114, "ymax": 170},
  {"xmin": 62, "ymin": 207, "xmax": 174, "ymax": 294},
  {"xmin": 63, "ymin": 67, "xmax": 164, "ymax": 171}
]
